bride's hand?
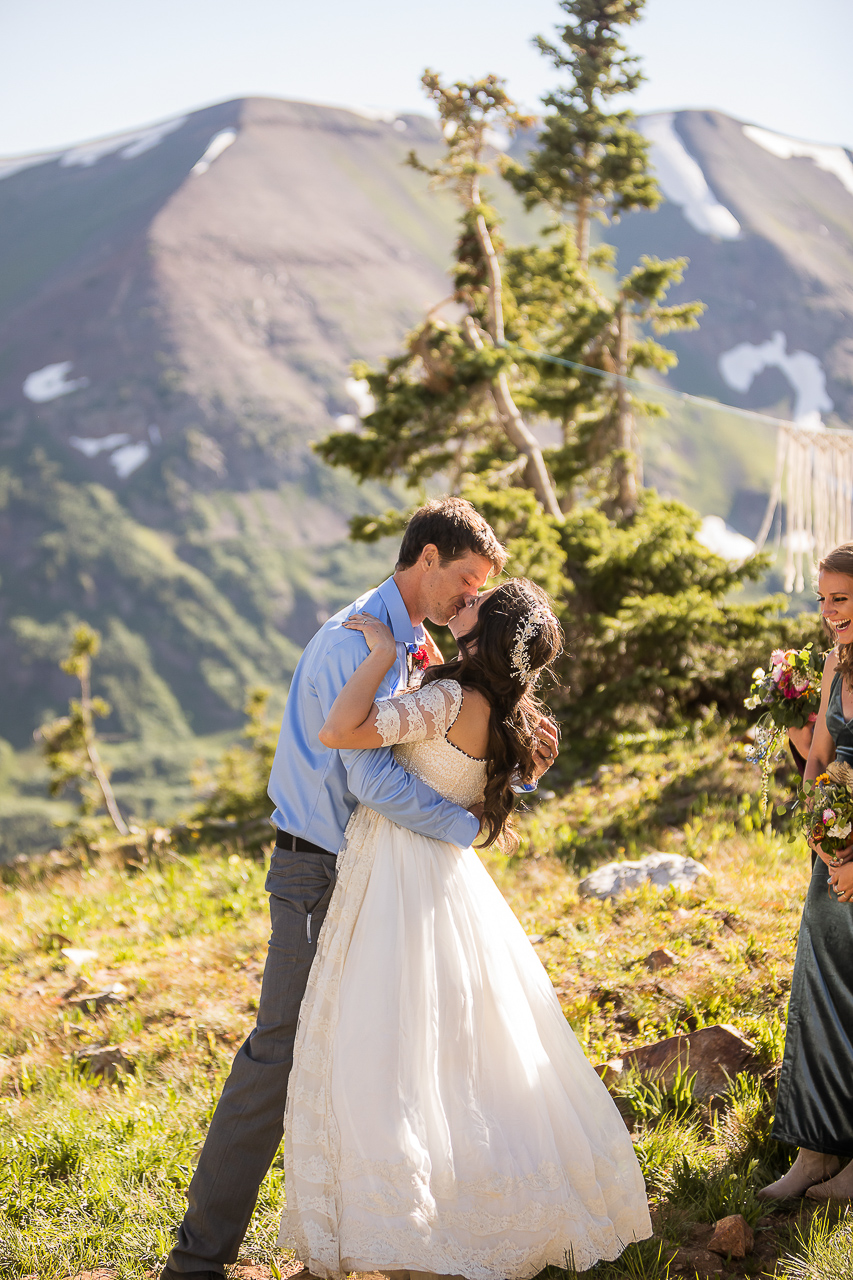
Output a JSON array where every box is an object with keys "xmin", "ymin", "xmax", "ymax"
[
  {"xmin": 342, "ymin": 612, "xmax": 397, "ymax": 660},
  {"xmin": 532, "ymin": 716, "xmax": 559, "ymax": 780}
]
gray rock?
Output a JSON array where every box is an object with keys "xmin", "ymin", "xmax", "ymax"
[
  {"xmin": 75, "ymin": 1045, "xmax": 134, "ymax": 1081},
  {"xmin": 578, "ymin": 852, "xmax": 707, "ymax": 900}
]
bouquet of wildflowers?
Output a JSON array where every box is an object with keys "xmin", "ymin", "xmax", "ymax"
[
  {"xmin": 745, "ymin": 644, "xmax": 824, "ymax": 813},
  {"xmin": 802, "ymin": 762, "xmax": 853, "ymax": 857},
  {"xmin": 745, "ymin": 645, "xmax": 823, "ymax": 729}
]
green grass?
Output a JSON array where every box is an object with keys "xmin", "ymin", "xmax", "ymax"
[{"xmin": 0, "ymin": 730, "xmax": 839, "ymax": 1278}]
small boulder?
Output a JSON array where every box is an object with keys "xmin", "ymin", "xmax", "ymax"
[
  {"xmin": 707, "ymin": 1213, "xmax": 754, "ymax": 1258},
  {"xmin": 75, "ymin": 1045, "xmax": 134, "ymax": 1081},
  {"xmin": 669, "ymin": 1245, "xmax": 725, "ymax": 1274},
  {"xmin": 578, "ymin": 852, "xmax": 707, "ymax": 900},
  {"xmin": 645, "ymin": 947, "xmax": 679, "ymax": 971},
  {"xmin": 594, "ymin": 1059, "xmax": 624, "ymax": 1087},
  {"xmin": 611, "ymin": 1024, "xmax": 760, "ymax": 1101}
]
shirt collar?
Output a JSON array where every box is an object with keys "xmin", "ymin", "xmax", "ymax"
[{"xmin": 374, "ymin": 576, "xmax": 424, "ymax": 647}]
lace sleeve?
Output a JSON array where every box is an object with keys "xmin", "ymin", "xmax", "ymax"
[{"xmin": 374, "ymin": 679, "xmax": 463, "ymax": 747}]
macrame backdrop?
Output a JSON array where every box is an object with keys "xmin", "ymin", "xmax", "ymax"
[{"xmin": 752, "ymin": 422, "xmax": 853, "ymax": 591}]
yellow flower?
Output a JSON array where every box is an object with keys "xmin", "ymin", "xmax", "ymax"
[{"xmin": 817, "ymin": 773, "xmax": 831, "ymax": 784}]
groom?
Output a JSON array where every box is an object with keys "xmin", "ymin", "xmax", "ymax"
[{"xmin": 162, "ymin": 497, "xmax": 558, "ymax": 1280}]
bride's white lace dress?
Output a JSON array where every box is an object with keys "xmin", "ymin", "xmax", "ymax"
[{"xmin": 279, "ymin": 678, "xmax": 651, "ymax": 1279}]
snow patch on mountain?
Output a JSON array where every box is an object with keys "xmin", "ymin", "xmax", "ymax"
[
  {"xmin": 641, "ymin": 113, "xmax": 741, "ymax": 239},
  {"xmin": 345, "ymin": 377, "xmax": 376, "ymax": 417},
  {"xmin": 743, "ymin": 124, "xmax": 853, "ymax": 197},
  {"xmin": 69, "ymin": 432, "xmax": 151, "ymax": 475},
  {"xmin": 69, "ymin": 433, "xmax": 131, "ymax": 457},
  {"xmin": 718, "ymin": 331, "xmax": 833, "ymax": 424},
  {"xmin": 110, "ymin": 443, "xmax": 150, "ymax": 477},
  {"xmin": 23, "ymin": 361, "xmax": 89, "ymax": 402},
  {"xmin": 350, "ymin": 107, "xmax": 398, "ymax": 123},
  {"xmin": 697, "ymin": 516, "xmax": 755, "ymax": 562},
  {"xmin": 60, "ymin": 116, "xmax": 186, "ymax": 169},
  {"xmin": 192, "ymin": 129, "xmax": 238, "ymax": 176}
]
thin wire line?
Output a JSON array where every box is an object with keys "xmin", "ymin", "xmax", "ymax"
[{"xmin": 502, "ymin": 341, "xmax": 853, "ymax": 438}]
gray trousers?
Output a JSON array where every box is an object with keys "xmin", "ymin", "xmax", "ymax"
[{"xmin": 166, "ymin": 845, "xmax": 338, "ymax": 1274}]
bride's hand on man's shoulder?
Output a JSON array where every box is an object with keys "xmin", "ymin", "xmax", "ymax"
[{"xmin": 342, "ymin": 612, "xmax": 396, "ymax": 658}]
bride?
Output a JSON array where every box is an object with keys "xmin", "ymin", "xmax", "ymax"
[{"xmin": 279, "ymin": 577, "xmax": 651, "ymax": 1279}]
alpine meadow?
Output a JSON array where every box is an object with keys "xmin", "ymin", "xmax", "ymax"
[{"xmin": 3, "ymin": 0, "xmax": 853, "ymax": 1277}]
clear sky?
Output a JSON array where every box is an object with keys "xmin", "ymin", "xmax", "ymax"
[{"xmin": 1, "ymin": 0, "xmax": 850, "ymax": 158}]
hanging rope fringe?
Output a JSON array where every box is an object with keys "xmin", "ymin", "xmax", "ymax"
[{"xmin": 751, "ymin": 422, "xmax": 853, "ymax": 591}]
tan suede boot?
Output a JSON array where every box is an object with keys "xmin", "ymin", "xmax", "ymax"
[
  {"xmin": 805, "ymin": 1158, "xmax": 853, "ymax": 1202},
  {"xmin": 757, "ymin": 1148, "xmax": 841, "ymax": 1200}
]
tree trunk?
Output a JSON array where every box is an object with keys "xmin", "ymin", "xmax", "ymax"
[
  {"xmin": 467, "ymin": 176, "xmax": 560, "ymax": 518},
  {"xmin": 461, "ymin": 318, "xmax": 562, "ymax": 519},
  {"xmin": 80, "ymin": 662, "xmax": 129, "ymax": 836},
  {"xmin": 575, "ymin": 192, "xmax": 591, "ymax": 271},
  {"xmin": 613, "ymin": 301, "xmax": 638, "ymax": 519},
  {"xmin": 474, "ymin": 211, "xmax": 505, "ymax": 345}
]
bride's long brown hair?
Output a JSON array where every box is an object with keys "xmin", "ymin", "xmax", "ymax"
[
  {"xmin": 819, "ymin": 544, "xmax": 853, "ymax": 686},
  {"xmin": 421, "ymin": 578, "xmax": 563, "ymax": 847}
]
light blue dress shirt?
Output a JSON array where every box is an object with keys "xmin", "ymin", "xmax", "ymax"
[{"xmin": 268, "ymin": 576, "xmax": 480, "ymax": 855}]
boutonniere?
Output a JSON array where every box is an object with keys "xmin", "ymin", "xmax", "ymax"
[{"xmin": 406, "ymin": 643, "xmax": 429, "ymax": 673}]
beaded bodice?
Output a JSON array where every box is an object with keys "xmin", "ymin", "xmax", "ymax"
[{"xmin": 374, "ymin": 678, "xmax": 487, "ymax": 809}]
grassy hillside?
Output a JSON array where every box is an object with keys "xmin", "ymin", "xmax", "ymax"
[{"xmin": 2, "ymin": 733, "xmax": 850, "ymax": 1279}]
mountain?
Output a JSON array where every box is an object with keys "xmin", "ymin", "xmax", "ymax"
[
  {"xmin": 605, "ymin": 110, "xmax": 853, "ymax": 536},
  {"xmin": 1, "ymin": 96, "xmax": 851, "ymax": 776},
  {"xmin": 0, "ymin": 98, "xmax": 469, "ymax": 757}
]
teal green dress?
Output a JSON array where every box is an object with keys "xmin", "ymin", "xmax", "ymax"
[{"xmin": 773, "ymin": 671, "xmax": 853, "ymax": 1155}]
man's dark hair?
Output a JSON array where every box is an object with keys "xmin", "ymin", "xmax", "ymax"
[{"xmin": 396, "ymin": 497, "xmax": 507, "ymax": 573}]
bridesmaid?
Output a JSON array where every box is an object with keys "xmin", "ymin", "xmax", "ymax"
[{"xmin": 760, "ymin": 543, "xmax": 853, "ymax": 1200}]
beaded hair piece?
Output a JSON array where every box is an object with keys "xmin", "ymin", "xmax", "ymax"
[{"xmin": 509, "ymin": 605, "xmax": 551, "ymax": 684}]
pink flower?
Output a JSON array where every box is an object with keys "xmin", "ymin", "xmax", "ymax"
[
  {"xmin": 770, "ymin": 649, "xmax": 786, "ymax": 667},
  {"xmin": 808, "ymin": 712, "xmax": 817, "ymax": 723},
  {"xmin": 824, "ymin": 808, "xmax": 837, "ymax": 824}
]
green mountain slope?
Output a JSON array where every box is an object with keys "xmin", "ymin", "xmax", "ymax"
[
  {"xmin": 0, "ymin": 99, "xmax": 472, "ymax": 752},
  {"xmin": 1, "ymin": 98, "xmax": 851, "ymax": 854}
]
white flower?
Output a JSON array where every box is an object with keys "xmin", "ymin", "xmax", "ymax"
[
  {"xmin": 828, "ymin": 821, "xmax": 852, "ymax": 841},
  {"xmin": 752, "ymin": 667, "xmax": 766, "ymax": 680},
  {"xmin": 744, "ymin": 695, "xmax": 761, "ymax": 710}
]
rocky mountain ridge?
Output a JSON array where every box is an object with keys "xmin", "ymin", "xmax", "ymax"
[{"xmin": 1, "ymin": 96, "xmax": 851, "ymax": 763}]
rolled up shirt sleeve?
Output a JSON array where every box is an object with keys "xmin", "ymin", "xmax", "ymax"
[{"xmin": 310, "ymin": 636, "xmax": 480, "ymax": 849}]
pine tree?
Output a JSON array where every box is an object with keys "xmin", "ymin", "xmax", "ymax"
[
  {"xmin": 501, "ymin": 0, "xmax": 704, "ymax": 516},
  {"xmin": 318, "ymin": 72, "xmax": 563, "ymax": 519},
  {"xmin": 315, "ymin": 41, "xmax": 797, "ymax": 759},
  {"xmin": 505, "ymin": 0, "xmax": 658, "ymax": 270}
]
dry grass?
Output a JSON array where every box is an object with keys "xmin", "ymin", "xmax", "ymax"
[{"xmin": 0, "ymin": 731, "xmax": 823, "ymax": 1278}]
